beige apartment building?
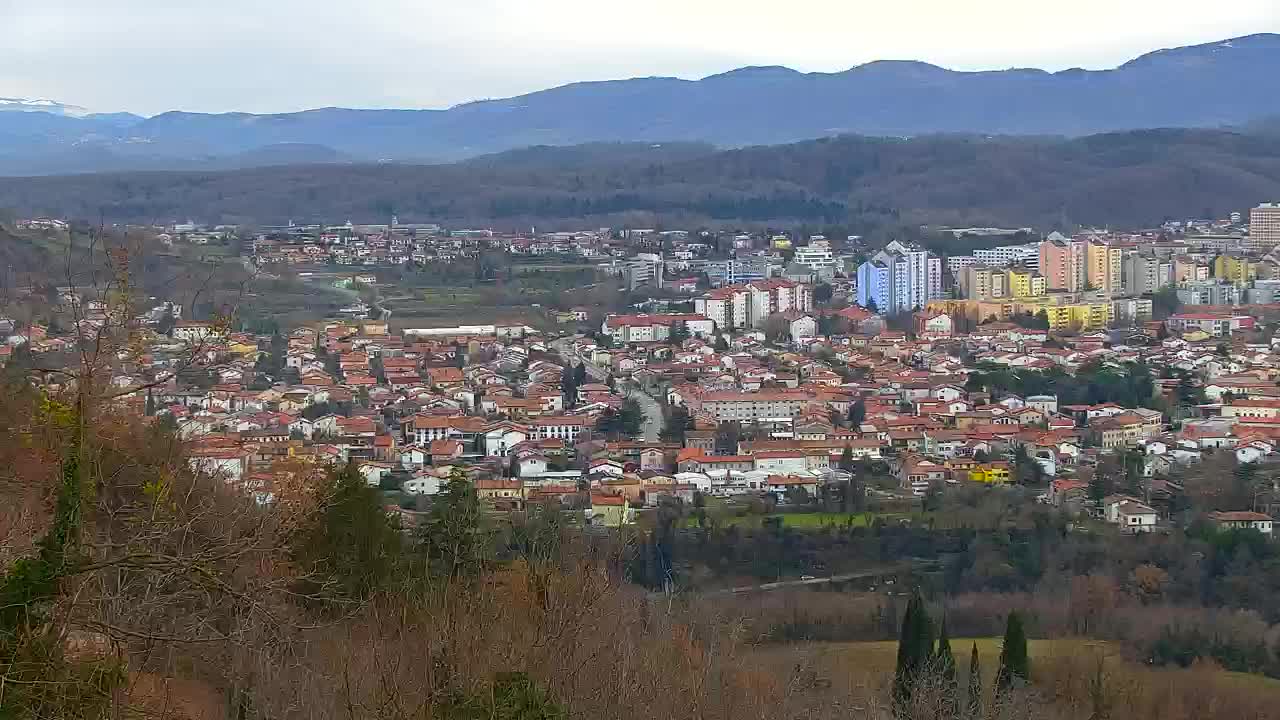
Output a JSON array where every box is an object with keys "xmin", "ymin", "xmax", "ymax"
[{"xmin": 1250, "ymin": 203, "xmax": 1280, "ymax": 252}]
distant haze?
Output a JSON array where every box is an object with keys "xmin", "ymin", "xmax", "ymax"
[{"xmin": 1, "ymin": 0, "xmax": 1277, "ymax": 115}]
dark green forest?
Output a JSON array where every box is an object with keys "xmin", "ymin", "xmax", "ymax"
[{"xmin": 1, "ymin": 128, "xmax": 1278, "ymax": 231}]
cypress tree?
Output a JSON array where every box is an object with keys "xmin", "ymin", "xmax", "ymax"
[
  {"xmin": 966, "ymin": 642, "xmax": 983, "ymax": 718},
  {"xmin": 936, "ymin": 616, "xmax": 956, "ymax": 682},
  {"xmin": 915, "ymin": 597, "xmax": 935, "ymax": 674},
  {"xmin": 839, "ymin": 444, "xmax": 854, "ymax": 472},
  {"xmin": 893, "ymin": 591, "xmax": 921, "ymax": 706},
  {"xmin": 997, "ymin": 611, "xmax": 1030, "ymax": 689},
  {"xmin": 893, "ymin": 588, "xmax": 934, "ymax": 708},
  {"xmin": 936, "ymin": 617, "xmax": 958, "ymax": 716}
]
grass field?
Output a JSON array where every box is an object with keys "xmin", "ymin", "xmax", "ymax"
[
  {"xmin": 684, "ymin": 512, "xmax": 926, "ymax": 530},
  {"xmin": 772, "ymin": 638, "xmax": 1096, "ymax": 678},
  {"xmin": 749, "ymin": 637, "xmax": 1280, "ymax": 690},
  {"xmin": 383, "ymin": 287, "xmax": 545, "ymax": 328}
]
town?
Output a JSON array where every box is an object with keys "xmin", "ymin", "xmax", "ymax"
[{"xmin": 8, "ymin": 203, "xmax": 1280, "ymax": 542}]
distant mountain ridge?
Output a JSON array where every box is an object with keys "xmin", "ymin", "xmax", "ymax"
[{"xmin": 2, "ymin": 33, "xmax": 1280, "ymax": 174}]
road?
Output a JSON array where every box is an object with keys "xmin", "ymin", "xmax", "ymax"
[
  {"xmin": 552, "ymin": 337, "xmax": 662, "ymax": 441},
  {"xmin": 551, "ymin": 337, "xmax": 607, "ymax": 382},
  {"xmin": 628, "ymin": 386, "xmax": 663, "ymax": 442},
  {"xmin": 649, "ymin": 565, "xmax": 909, "ymax": 600}
]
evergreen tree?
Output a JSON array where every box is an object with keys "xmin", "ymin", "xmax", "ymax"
[
  {"xmin": 967, "ymin": 642, "xmax": 984, "ymax": 718},
  {"xmin": 997, "ymin": 611, "xmax": 1030, "ymax": 689},
  {"xmin": 144, "ymin": 391, "xmax": 156, "ymax": 417},
  {"xmin": 560, "ymin": 365, "xmax": 578, "ymax": 402},
  {"xmin": 847, "ymin": 398, "xmax": 866, "ymax": 427},
  {"xmin": 893, "ymin": 588, "xmax": 935, "ymax": 707},
  {"xmin": 936, "ymin": 616, "xmax": 956, "ymax": 683},
  {"xmin": 893, "ymin": 591, "xmax": 920, "ymax": 706},
  {"xmin": 839, "ymin": 444, "xmax": 854, "ymax": 472},
  {"xmin": 937, "ymin": 616, "xmax": 959, "ymax": 716},
  {"xmin": 713, "ymin": 335, "xmax": 729, "ymax": 353},
  {"xmin": 156, "ymin": 307, "xmax": 177, "ymax": 336},
  {"xmin": 573, "ymin": 363, "xmax": 587, "ymax": 387},
  {"xmin": 1088, "ymin": 471, "xmax": 1111, "ymax": 505},
  {"xmin": 292, "ymin": 462, "xmax": 402, "ymax": 601},
  {"xmin": 417, "ymin": 468, "xmax": 490, "ymax": 581}
]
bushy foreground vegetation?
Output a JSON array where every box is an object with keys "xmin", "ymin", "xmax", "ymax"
[{"xmin": 2, "ymin": 377, "xmax": 1279, "ymax": 719}]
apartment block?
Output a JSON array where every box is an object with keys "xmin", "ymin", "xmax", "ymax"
[{"xmin": 1248, "ymin": 203, "xmax": 1280, "ymax": 252}]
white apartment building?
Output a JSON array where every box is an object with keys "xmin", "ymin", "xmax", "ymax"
[
  {"xmin": 693, "ymin": 286, "xmax": 751, "ymax": 330},
  {"xmin": 973, "ymin": 242, "xmax": 1040, "ymax": 270},
  {"xmin": 690, "ymin": 391, "xmax": 813, "ymax": 423},
  {"xmin": 531, "ymin": 416, "xmax": 592, "ymax": 443},
  {"xmin": 877, "ymin": 241, "xmax": 943, "ymax": 312},
  {"xmin": 746, "ymin": 280, "xmax": 812, "ymax": 328},
  {"xmin": 601, "ymin": 313, "xmax": 716, "ymax": 343},
  {"xmin": 793, "ymin": 240, "xmax": 836, "ymax": 276}
]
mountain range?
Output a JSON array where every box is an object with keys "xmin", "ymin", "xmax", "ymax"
[{"xmin": 2, "ymin": 34, "xmax": 1280, "ymax": 175}]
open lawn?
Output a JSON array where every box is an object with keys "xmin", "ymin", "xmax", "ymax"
[{"xmin": 748, "ymin": 638, "xmax": 1280, "ymax": 691}]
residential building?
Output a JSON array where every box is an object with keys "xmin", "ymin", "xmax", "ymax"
[
  {"xmin": 859, "ymin": 242, "xmax": 941, "ymax": 313},
  {"xmin": 960, "ymin": 266, "xmax": 1001, "ymax": 301},
  {"xmin": 1248, "ymin": 203, "xmax": 1280, "ymax": 252},
  {"xmin": 946, "ymin": 256, "xmax": 978, "ymax": 274},
  {"xmin": 1040, "ymin": 303, "xmax": 1111, "ymax": 332},
  {"xmin": 1213, "ymin": 255, "xmax": 1255, "ymax": 286},
  {"xmin": 601, "ymin": 314, "xmax": 716, "ymax": 343},
  {"xmin": 623, "ymin": 254, "xmax": 664, "ymax": 290},
  {"xmin": 1105, "ymin": 498, "xmax": 1158, "ymax": 534},
  {"xmin": 973, "ymin": 242, "xmax": 1039, "ymax": 269},
  {"xmin": 1111, "ymin": 297, "xmax": 1153, "ymax": 325},
  {"xmin": 1247, "ymin": 279, "xmax": 1280, "ymax": 304},
  {"xmin": 686, "ymin": 390, "xmax": 813, "ymax": 423},
  {"xmin": 1165, "ymin": 313, "xmax": 1255, "ymax": 337},
  {"xmin": 746, "ymin": 280, "xmax": 812, "ymax": 328},
  {"xmin": 1006, "ymin": 268, "xmax": 1046, "ymax": 298},
  {"xmin": 856, "ymin": 260, "xmax": 890, "ymax": 312},
  {"xmin": 1177, "ymin": 281, "xmax": 1241, "ymax": 307},
  {"xmin": 694, "ymin": 286, "xmax": 751, "ymax": 331},
  {"xmin": 969, "ymin": 462, "xmax": 1012, "ymax": 484},
  {"xmin": 1039, "ymin": 234, "xmax": 1086, "ymax": 292},
  {"xmin": 793, "ymin": 240, "xmax": 836, "ymax": 279},
  {"xmin": 1086, "ymin": 241, "xmax": 1123, "ymax": 296},
  {"xmin": 1206, "ymin": 511, "xmax": 1273, "ymax": 535},
  {"xmin": 704, "ymin": 258, "xmax": 771, "ymax": 286},
  {"xmin": 1123, "ymin": 253, "xmax": 1162, "ymax": 296}
]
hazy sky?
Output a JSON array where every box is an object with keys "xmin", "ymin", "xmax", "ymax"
[{"xmin": 2, "ymin": 0, "xmax": 1277, "ymax": 116}]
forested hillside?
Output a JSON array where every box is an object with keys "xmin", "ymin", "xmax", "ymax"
[{"xmin": 1, "ymin": 129, "xmax": 1279, "ymax": 230}]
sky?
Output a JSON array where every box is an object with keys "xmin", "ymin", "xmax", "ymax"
[{"xmin": 1, "ymin": 0, "xmax": 1277, "ymax": 116}]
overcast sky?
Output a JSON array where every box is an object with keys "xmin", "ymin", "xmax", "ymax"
[{"xmin": 2, "ymin": 0, "xmax": 1277, "ymax": 116}]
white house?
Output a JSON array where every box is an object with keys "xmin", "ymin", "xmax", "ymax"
[
  {"xmin": 788, "ymin": 314, "xmax": 817, "ymax": 341},
  {"xmin": 404, "ymin": 474, "xmax": 441, "ymax": 496},
  {"xmin": 1207, "ymin": 511, "xmax": 1273, "ymax": 535},
  {"xmin": 1235, "ymin": 440, "xmax": 1273, "ymax": 465},
  {"xmin": 1104, "ymin": 496, "xmax": 1158, "ymax": 534},
  {"xmin": 358, "ymin": 462, "xmax": 396, "ymax": 488},
  {"xmin": 399, "ymin": 445, "xmax": 429, "ymax": 469},
  {"xmin": 187, "ymin": 449, "xmax": 248, "ymax": 485},
  {"xmin": 516, "ymin": 455, "xmax": 549, "ymax": 478},
  {"xmin": 484, "ymin": 424, "xmax": 529, "ymax": 457}
]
